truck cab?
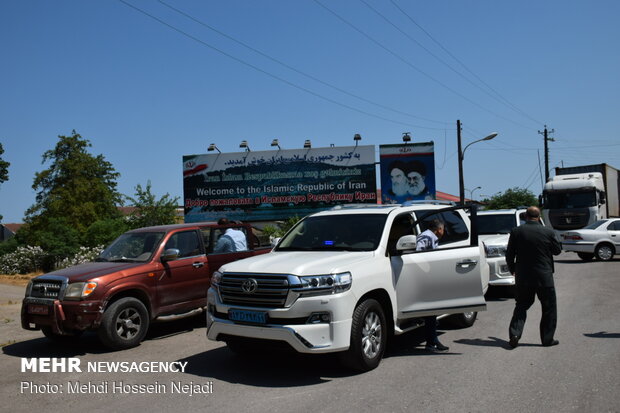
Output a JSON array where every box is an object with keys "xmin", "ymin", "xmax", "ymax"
[
  {"xmin": 206, "ymin": 202, "xmax": 488, "ymax": 371},
  {"xmin": 542, "ymin": 172, "xmax": 607, "ymax": 230}
]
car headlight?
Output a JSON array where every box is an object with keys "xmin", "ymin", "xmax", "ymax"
[
  {"xmin": 294, "ymin": 272, "xmax": 352, "ymax": 297},
  {"xmin": 63, "ymin": 282, "xmax": 98, "ymax": 300},
  {"xmin": 485, "ymin": 245, "xmax": 507, "ymax": 258},
  {"xmin": 211, "ymin": 271, "xmax": 222, "ymax": 289}
]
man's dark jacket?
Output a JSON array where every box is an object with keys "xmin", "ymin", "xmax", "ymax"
[{"xmin": 506, "ymin": 220, "xmax": 562, "ymax": 287}]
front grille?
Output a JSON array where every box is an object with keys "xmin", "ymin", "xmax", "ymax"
[
  {"xmin": 549, "ymin": 210, "xmax": 589, "ymax": 230},
  {"xmin": 219, "ymin": 273, "xmax": 291, "ymax": 308},
  {"xmin": 30, "ymin": 279, "xmax": 64, "ymax": 299}
]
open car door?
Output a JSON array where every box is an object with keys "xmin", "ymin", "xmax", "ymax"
[{"xmin": 391, "ymin": 205, "xmax": 487, "ymax": 319}]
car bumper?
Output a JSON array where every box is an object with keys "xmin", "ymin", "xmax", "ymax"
[
  {"xmin": 487, "ymin": 257, "xmax": 515, "ymax": 286},
  {"xmin": 562, "ymin": 242, "xmax": 595, "ymax": 253},
  {"xmin": 21, "ymin": 297, "xmax": 104, "ymax": 334},
  {"xmin": 206, "ymin": 288, "xmax": 354, "ymax": 354}
]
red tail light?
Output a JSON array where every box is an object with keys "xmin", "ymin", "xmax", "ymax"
[{"xmin": 563, "ymin": 234, "xmax": 583, "ymax": 240}]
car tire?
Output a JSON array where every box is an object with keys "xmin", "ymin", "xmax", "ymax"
[
  {"xmin": 577, "ymin": 252, "xmax": 594, "ymax": 261},
  {"xmin": 445, "ymin": 311, "xmax": 477, "ymax": 328},
  {"xmin": 339, "ymin": 299, "xmax": 386, "ymax": 372},
  {"xmin": 595, "ymin": 243, "xmax": 615, "ymax": 261},
  {"xmin": 41, "ymin": 327, "xmax": 83, "ymax": 343},
  {"xmin": 98, "ymin": 297, "xmax": 149, "ymax": 350}
]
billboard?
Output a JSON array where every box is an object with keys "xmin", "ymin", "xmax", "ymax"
[
  {"xmin": 183, "ymin": 145, "xmax": 376, "ymax": 222},
  {"xmin": 379, "ymin": 142, "xmax": 435, "ymax": 204}
]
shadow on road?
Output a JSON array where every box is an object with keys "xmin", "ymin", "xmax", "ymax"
[
  {"xmin": 384, "ymin": 328, "xmax": 462, "ymax": 357},
  {"xmin": 556, "ymin": 258, "xmax": 619, "ymax": 264},
  {"xmin": 178, "ymin": 327, "xmax": 467, "ymax": 387},
  {"xmin": 2, "ymin": 315, "xmax": 206, "ymax": 358},
  {"xmin": 178, "ymin": 347, "xmax": 352, "ymax": 387},
  {"xmin": 485, "ymin": 286, "xmax": 515, "ymax": 301},
  {"xmin": 454, "ymin": 336, "xmax": 547, "ymax": 349},
  {"xmin": 584, "ymin": 331, "xmax": 620, "ymax": 338}
]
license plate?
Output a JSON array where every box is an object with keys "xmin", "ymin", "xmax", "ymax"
[
  {"xmin": 28, "ymin": 304, "xmax": 49, "ymax": 315},
  {"xmin": 228, "ymin": 309, "xmax": 267, "ymax": 324}
]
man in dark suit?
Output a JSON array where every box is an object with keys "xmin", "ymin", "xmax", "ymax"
[{"xmin": 506, "ymin": 206, "xmax": 562, "ymax": 348}]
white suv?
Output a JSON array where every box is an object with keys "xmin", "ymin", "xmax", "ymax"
[
  {"xmin": 477, "ymin": 208, "xmax": 528, "ymax": 287},
  {"xmin": 207, "ymin": 203, "xmax": 489, "ymax": 371}
]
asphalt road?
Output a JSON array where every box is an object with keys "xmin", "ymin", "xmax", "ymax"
[{"xmin": 1, "ymin": 252, "xmax": 619, "ymax": 413}]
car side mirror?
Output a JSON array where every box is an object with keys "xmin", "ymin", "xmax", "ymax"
[
  {"xmin": 161, "ymin": 248, "xmax": 180, "ymax": 262},
  {"xmin": 396, "ymin": 235, "xmax": 417, "ymax": 252}
]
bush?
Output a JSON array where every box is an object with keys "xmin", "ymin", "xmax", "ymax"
[
  {"xmin": 0, "ymin": 244, "xmax": 105, "ymax": 274},
  {"xmin": 0, "ymin": 245, "xmax": 46, "ymax": 274},
  {"xmin": 56, "ymin": 245, "xmax": 105, "ymax": 269}
]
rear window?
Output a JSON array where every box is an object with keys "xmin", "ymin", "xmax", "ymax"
[
  {"xmin": 478, "ymin": 214, "xmax": 517, "ymax": 234},
  {"xmin": 585, "ymin": 220, "xmax": 608, "ymax": 230}
]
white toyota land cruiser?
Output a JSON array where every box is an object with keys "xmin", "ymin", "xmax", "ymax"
[{"xmin": 206, "ymin": 202, "xmax": 489, "ymax": 371}]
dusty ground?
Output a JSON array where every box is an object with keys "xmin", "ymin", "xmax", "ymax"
[{"xmin": 0, "ymin": 273, "xmax": 39, "ymax": 287}]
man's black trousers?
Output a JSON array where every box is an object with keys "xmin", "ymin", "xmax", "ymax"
[{"xmin": 509, "ymin": 283, "xmax": 557, "ymax": 345}]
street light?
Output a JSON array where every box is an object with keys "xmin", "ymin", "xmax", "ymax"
[
  {"xmin": 271, "ymin": 139, "xmax": 281, "ymax": 150},
  {"xmin": 207, "ymin": 143, "xmax": 221, "ymax": 153},
  {"xmin": 354, "ymin": 134, "xmax": 362, "ymax": 146},
  {"xmin": 303, "ymin": 139, "xmax": 312, "ymax": 149},
  {"xmin": 239, "ymin": 140, "xmax": 251, "ymax": 152},
  {"xmin": 466, "ymin": 186, "xmax": 482, "ymax": 200},
  {"xmin": 457, "ymin": 119, "xmax": 497, "ymax": 204},
  {"xmin": 402, "ymin": 132, "xmax": 411, "ymax": 143}
]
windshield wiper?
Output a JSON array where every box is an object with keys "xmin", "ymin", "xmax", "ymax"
[
  {"xmin": 275, "ymin": 246, "xmax": 314, "ymax": 251},
  {"xmin": 109, "ymin": 258, "xmax": 139, "ymax": 263},
  {"xmin": 94, "ymin": 257, "xmax": 108, "ymax": 262}
]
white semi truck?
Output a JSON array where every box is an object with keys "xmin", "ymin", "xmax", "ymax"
[{"xmin": 542, "ymin": 163, "xmax": 619, "ymax": 231}]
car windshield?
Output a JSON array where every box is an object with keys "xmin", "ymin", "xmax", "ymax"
[
  {"xmin": 478, "ymin": 214, "xmax": 517, "ymax": 234},
  {"xmin": 276, "ymin": 214, "xmax": 387, "ymax": 252},
  {"xmin": 584, "ymin": 220, "xmax": 607, "ymax": 230},
  {"xmin": 545, "ymin": 190, "xmax": 597, "ymax": 209},
  {"xmin": 97, "ymin": 232, "xmax": 165, "ymax": 263}
]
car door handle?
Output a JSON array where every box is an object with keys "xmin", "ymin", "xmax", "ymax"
[
  {"xmin": 457, "ymin": 259, "xmax": 478, "ymax": 268},
  {"xmin": 193, "ymin": 262, "xmax": 205, "ymax": 268}
]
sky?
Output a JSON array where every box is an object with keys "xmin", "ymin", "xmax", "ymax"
[{"xmin": 1, "ymin": 0, "xmax": 619, "ymax": 223}]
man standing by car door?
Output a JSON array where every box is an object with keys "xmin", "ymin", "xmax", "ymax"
[
  {"xmin": 416, "ymin": 219, "xmax": 449, "ymax": 353},
  {"xmin": 506, "ymin": 206, "xmax": 562, "ymax": 348}
]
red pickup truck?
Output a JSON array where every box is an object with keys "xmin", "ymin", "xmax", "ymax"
[{"xmin": 21, "ymin": 222, "xmax": 270, "ymax": 349}]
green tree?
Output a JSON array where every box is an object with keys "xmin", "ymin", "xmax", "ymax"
[
  {"xmin": 24, "ymin": 131, "xmax": 122, "ymax": 239},
  {"xmin": 482, "ymin": 187, "xmax": 538, "ymax": 210},
  {"xmin": 0, "ymin": 143, "xmax": 10, "ymax": 222},
  {"xmin": 125, "ymin": 181, "xmax": 180, "ymax": 229},
  {"xmin": 83, "ymin": 217, "xmax": 129, "ymax": 247},
  {"xmin": 16, "ymin": 218, "xmax": 81, "ymax": 271},
  {"xmin": 261, "ymin": 216, "xmax": 302, "ymax": 238}
]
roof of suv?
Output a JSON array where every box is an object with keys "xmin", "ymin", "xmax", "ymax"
[
  {"xmin": 314, "ymin": 202, "xmax": 458, "ymax": 217},
  {"xmin": 129, "ymin": 222, "xmax": 218, "ymax": 232},
  {"xmin": 478, "ymin": 208, "xmax": 527, "ymax": 216}
]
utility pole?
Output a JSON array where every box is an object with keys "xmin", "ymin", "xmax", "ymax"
[
  {"xmin": 538, "ymin": 125, "xmax": 555, "ymax": 182},
  {"xmin": 457, "ymin": 120, "xmax": 464, "ymax": 204}
]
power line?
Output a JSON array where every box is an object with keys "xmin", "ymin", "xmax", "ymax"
[
  {"xmin": 361, "ymin": 0, "xmax": 543, "ymax": 127},
  {"xmin": 313, "ymin": 0, "xmax": 537, "ymax": 131},
  {"xmin": 158, "ymin": 0, "xmax": 450, "ymax": 127},
  {"xmin": 118, "ymin": 0, "xmax": 448, "ymax": 131},
  {"xmin": 389, "ymin": 0, "xmax": 544, "ymax": 127}
]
